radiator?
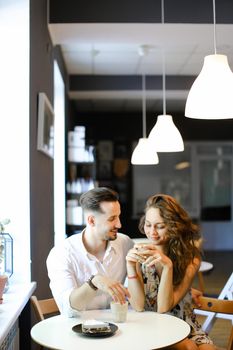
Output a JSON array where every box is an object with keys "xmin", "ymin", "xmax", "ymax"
[{"xmin": 0, "ymin": 322, "xmax": 19, "ymax": 350}]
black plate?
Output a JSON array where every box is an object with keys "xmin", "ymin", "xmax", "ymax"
[{"xmin": 72, "ymin": 323, "xmax": 118, "ymax": 337}]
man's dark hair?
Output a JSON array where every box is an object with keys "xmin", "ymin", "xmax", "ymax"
[{"xmin": 80, "ymin": 187, "xmax": 119, "ymax": 213}]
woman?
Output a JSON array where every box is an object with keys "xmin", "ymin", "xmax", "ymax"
[{"xmin": 126, "ymin": 194, "xmax": 215, "ymax": 349}]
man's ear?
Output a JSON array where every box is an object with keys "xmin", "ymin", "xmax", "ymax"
[{"xmin": 87, "ymin": 214, "xmax": 95, "ymax": 226}]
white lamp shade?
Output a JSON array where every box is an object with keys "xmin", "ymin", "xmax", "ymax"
[
  {"xmin": 148, "ymin": 115, "xmax": 184, "ymax": 152},
  {"xmin": 131, "ymin": 138, "xmax": 159, "ymax": 165},
  {"xmin": 185, "ymin": 54, "xmax": 233, "ymax": 119}
]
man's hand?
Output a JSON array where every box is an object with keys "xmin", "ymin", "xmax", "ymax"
[
  {"xmin": 92, "ymin": 275, "xmax": 130, "ymax": 304},
  {"xmin": 191, "ymin": 287, "xmax": 203, "ymax": 307}
]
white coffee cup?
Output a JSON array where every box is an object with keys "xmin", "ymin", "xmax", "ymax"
[{"xmin": 110, "ymin": 301, "xmax": 128, "ymax": 323}]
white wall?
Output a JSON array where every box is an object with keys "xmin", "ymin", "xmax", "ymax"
[{"xmin": 0, "ymin": 0, "xmax": 31, "ymax": 282}]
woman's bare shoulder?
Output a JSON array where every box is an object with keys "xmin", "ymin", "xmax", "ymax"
[{"xmin": 187, "ymin": 256, "xmax": 201, "ymax": 275}]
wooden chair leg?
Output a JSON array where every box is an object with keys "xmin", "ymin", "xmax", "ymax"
[{"xmin": 197, "ymin": 271, "xmax": 205, "ymax": 293}]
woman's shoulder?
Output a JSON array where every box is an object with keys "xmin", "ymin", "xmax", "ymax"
[
  {"xmin": 193, "ymin": 256, "xmax": 201, "ymax": 268},
  {"xmin": 186, "ymin": 256, "xmax": 201, "ymax": 275}
]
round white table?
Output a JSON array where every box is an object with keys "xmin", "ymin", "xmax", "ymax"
[
  {"xmin": 199, "ymin": 261, "xmax": 213, "ymax": 273},
  {"xmin": 31, "ymin": 309, "xmax": 190, "ymax": 350}
]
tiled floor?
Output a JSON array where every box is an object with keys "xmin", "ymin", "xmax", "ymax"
[{"xmin": 193, "ymin": 250, "xmax": 233, "ymax": 348}]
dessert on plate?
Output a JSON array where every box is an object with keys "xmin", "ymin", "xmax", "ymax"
[{"xmin": 81, "ymin": 319, "xmax": 111, "ymax": 333}]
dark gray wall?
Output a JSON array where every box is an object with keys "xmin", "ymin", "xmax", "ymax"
[
  {"xmin": 28, "ymin": 3, "xmax": 70, "ymax": 349},
  {"xmin": 30, "ymin": 0, "xmax": 54, "ymax": 299},
  {"xmin": 76, "ymin": 111, "xmax": 233, "ymax": 142},
  {"xmin": 49, "ymin": 0, "xmax": 233, "ymax": 24},
  {"xmin": 30, "ymin": 0, "xmax": 70, "ymax": 302}
]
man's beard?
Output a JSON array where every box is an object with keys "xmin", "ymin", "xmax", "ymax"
[{"xmin": 104, "ymin": 231, "xmax": 117, "ymax": 241}]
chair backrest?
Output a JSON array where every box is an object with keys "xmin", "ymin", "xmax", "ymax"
[
  {"xmin": 197, "ymin": 296, "xmax": 233, "ymax": 314},
  {"xmin": 196, "ymin": 296, "xmax": 233, "ymax": 350},
  {"xmin": 31, "ymin": 295, "xmax": 59, "ymax": 321}
]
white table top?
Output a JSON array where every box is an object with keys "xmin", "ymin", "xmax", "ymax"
[
  {"xmin": 0, "ymin": 281, "xmax": 37, "ymax": 345},
  {"xmin": 199, "ymin": 261, "xmax": 213, "ymax": 272},
  {"xmin": 31, "ymin": 309, "xmax": 190, "ymax": 350}
]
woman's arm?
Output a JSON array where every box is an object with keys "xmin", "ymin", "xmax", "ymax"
[
  {"xmin": 126, "ymin": 248, "xmax": 145, "ymax": 311},
  {"xmin": 171, "ymin": 257, "xmax": 201, "ymax": 307},
  {"xmin": 157, "ymin": 256, "xmax": 200, "ymax": 313},
  {"xmin": 141, "ymin": 246, "xmax": 201, "ymax": 313}
]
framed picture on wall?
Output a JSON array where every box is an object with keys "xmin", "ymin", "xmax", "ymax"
[
  {"xmin": 37, "ymin": 92, "xmax": 54, "ymax": 158},
  {"xmin": 97, "ymin": 161, "xmax": 112, "ymax": 180},
  {"xmin": 98, "ymin": 141, "xmax": 113, "ymax": 161}
]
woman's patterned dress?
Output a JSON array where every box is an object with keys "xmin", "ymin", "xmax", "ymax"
[{"xmin": 141, "ymin": 264, "xmax": 213, "ymax": 345}]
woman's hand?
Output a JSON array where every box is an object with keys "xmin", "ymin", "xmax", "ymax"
[
  {"xmin": 126, "ymin": 246, "xmax": 147, "ymax": 264},
  {"xmin": 191, "ymin": 287, "xmax": 202, "ymax": 307},
  {"xmin": 134, "ymin": 244, "xmax": 172, "ymax": 270}
]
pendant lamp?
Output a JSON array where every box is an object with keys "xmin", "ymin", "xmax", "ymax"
[
  {"xmin": 185, "ymin": 0, "xmax": 233, "ymax": 119},
  {"xmin": 148, "ymin": 0, "xmax": 184, "ymax": 153},
  {"xmin": 148, "ymin": 113, "xmax": 184, "ymax": 152},
  {"xmin": 131, "ymin": 74, "xmax": 159, "ymax": 165}
]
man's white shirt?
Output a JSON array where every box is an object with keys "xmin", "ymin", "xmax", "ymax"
[{"xmin": 46, "ymin": 231, "xmax": 134, "ymax": 317}]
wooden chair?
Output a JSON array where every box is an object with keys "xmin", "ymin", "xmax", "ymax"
[
  {"xmin": 30, "ymin": 295, "xmax": 59, "ymax": 321},
  {"xmin": 195, "ymin": 296, "xmax": 233, "ymax": 350},
  {"xmin": 31, "ymin": 296, "xmax": 60, "ymax": 350},
  {"xmin": 197, "ymin": 261, "xmax": 214, "ymax": 293}
]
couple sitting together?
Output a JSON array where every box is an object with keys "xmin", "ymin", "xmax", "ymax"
[{"xmin": 47, "ymin": 187, "xmax": 216, "ymax": 349}]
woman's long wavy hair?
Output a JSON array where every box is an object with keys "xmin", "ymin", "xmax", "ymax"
[{"xmin": 138, "ymin": 194, "xmax": 202, "ymax": 286}]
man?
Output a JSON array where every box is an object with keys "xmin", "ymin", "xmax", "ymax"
[{"xmin": 47, "ymin": 187, "xmax": 134, "ymax": 317}]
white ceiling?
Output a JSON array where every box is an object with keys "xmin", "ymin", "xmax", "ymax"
[{"xmin": 48, "ymin": 23, "xmax": 233, "ymax": 113}]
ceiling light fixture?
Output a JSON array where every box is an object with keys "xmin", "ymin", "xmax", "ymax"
[
  {"xmin": 91, "ymin": 46, "xmax": 99, "ymax": 74},
  {"xmin": 131, "ymin": 74, "xmax": 159, "ymax": 165},
  {"xmin": 148, "ymin": 0, "xmax": 184, "ymax": 152},
  {"xmin": 175, "ymin": 161, "xmax": 190, "ymax": 170},
  {"xmin": 138, "ymin": 44, "xmax": 150, "ymax": 57},
  {"xmin": 185, "ymin": 0, "xmax": 233, "ymax": 119}
]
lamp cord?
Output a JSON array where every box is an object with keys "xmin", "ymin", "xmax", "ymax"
[
  {"xmin": 213, "ymin": 0, "xmax": 217, "ymax": 54},
  {"xmin": 162, "ymin": 52, "xmax": 166, "ymax": 115},
  {"xmin": 91, "ymin": 45, "xmax": 95, "ymax": 74},
  {"xmin": 161, "ymin": 0, "xmax": 164, "ymax": 23},
  {"xmin": 161, "ymin": 0, "xmax": 166, "ymax": 115},
  {"xmin": 142, "ymin": 74, "xmax": 146, "ymax": 138}
]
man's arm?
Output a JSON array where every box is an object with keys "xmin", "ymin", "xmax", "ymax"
[
  {"xmin": 70, "ymin": 274, "xmax": 130, "ymax": 311},
  {"xmin": 47, "ymin": 246, "xmax": 130, "ymax": 313},
  {"xmin": 69, "ymin": 281, "xmax": 98, "ymax": 311}
]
